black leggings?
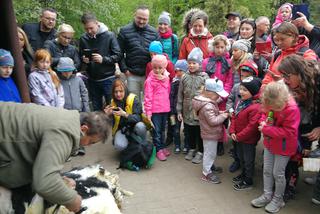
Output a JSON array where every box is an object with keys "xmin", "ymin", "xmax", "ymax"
[{"xmin": 183, "ymin": 123, "xmax": 203, "ymax": 153}]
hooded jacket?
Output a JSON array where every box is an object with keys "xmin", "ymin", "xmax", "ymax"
[
  {"xmin": 60, "ymin": 74, "xmax": 90, "ymax": 112},
  {"xmin": 118, "ymin": 22, "xmax": 160, "ymax": 76},
  {"xmin": 179, "ymin": 28, "xmax": 213, "ymax": 60},
  {"xmin": 0, "ymin": 77, "xmax": 21, "ymax": 103},
  {"xmin": 192, "ymin": 95, "xmax": 227, "ymax": 140},
  {"xmin": 144, "ymin": 71, "xmax": 171, "ymax": 117},
  {"xmin": 261, "ymin": 98, "xmax": 300, "ymax": 156},
  {"xmin": 262, "ymin": 35, "xmax": 317, "ymax": 85},
  {"xmin": 79, "ymin": 22, "xmax": 121, "ymax": 81},
  {"xmin": 176, "ymin": 70, "xmax": 209, "ymax": 125},
  {"xmin": 145, "ymin": 53, "xmax": 175, "ymax": 82},
  {"xmin": 0, "ymin": 102, "xmax": 80, "ymax": 206}
]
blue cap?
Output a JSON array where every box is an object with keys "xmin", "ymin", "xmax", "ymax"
[
  {"xmin": 149, "ymin": 41, "xmax": 163, "ymax": 54},
  {"xmin": 56, "ymin": 57, "xmax": 76, "ymax": 72},
  {"xmin": 0, "ymin": 49, "xmax": 14, "ymax": 66},
  {"xmin": 174, "ymin": 60, "xmax": 188, "ymax": 72}
]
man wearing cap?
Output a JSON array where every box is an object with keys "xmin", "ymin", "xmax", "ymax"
[
  {"xmin": 117, "ymin": 5, "xmax": 160, "ymax": 102},
  {"xmin": 22, "ymin": 8, "xmax": 57, "ymax": 51},
  {"xmin": 0, "ymin": 49, "xmax": 21, "ymax": 103},
  {"xmin": 0, "ymin": 102, "xmax": 110, "ymax": 213},
  {"xmin": 223, "ymin": 12, "xmax": 242, "ymax": 42}
]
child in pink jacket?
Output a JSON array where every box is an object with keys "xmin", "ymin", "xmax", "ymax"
[
  {"xmin": 144, "ymin": 55, "xmax": 171, "ymax": 161},
  {"xmin": 251, "ymin": 81, "xmax": 300, "ymax": 213},
  {"xmin": 202, "ymin": 34, "xmax": 233, "ymax": 156}
]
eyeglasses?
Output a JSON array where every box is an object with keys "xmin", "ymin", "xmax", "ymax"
[{"xmin": 61, "ymin": 35, "xmax": 73, "ymax": 40}]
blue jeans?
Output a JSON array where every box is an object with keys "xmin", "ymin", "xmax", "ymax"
[
  {"xmin": 88, "ymin": 77, "xmax": 115, "ymax": 111},
  {"xmin": 152, "ymin": 113, "xmax": 168, "ymax": 151}
]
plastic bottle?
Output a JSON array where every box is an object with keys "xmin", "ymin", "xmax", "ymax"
[{"xmin": 266, "ymin": 111, "xmax": 274, "ymax": 126}]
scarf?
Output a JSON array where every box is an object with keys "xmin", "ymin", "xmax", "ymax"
[
  {"xmin": 206, "ymin": 55, "xmax": 230, "ymax": 76},
  {"xmin": 159, "ymin": 28, "xmax": 173, "ymax": 39},
  {"xmin": 235, "ymin": 98, "xmax": 252, "ymax": 115}
]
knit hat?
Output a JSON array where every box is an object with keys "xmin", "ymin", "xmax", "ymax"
[
  {"xmin": 174, "ymin": 60, "xmax": 188, "ymax": 73},
  {"xmin": 56, "ymin": 57, "xmax": 76, "ymax": 72},
  {"xmin": 152, "ymin": 54, "xmax": 168, "ymax": 68},
  {"xmin": 0, "ymin": 49, "xmax": 14, "ymax": 66},
  {"xmin": 158, "ymin": 11, "xmax": 171, "ymax": 25},
  {"xmin": 241, "ymin": 76, "xmax": 261, "ymax": 96},
  {"xmin": 239, "ymin": 60, "xmax": 259, "ymax": 76},
  {"xmin": 149, "ymin": 41, "xmax": 163, "ymax": 54},
  {"xmin": 187, "ymin": 47, "xmax": 203, "ymax": 65},
  {"xmin": 232, "ymin": 39, "xmax": 251, "ymax": 52},
  {"xmin": 205, "ymin": 78, "xmax": 229, "ymax": 98}
]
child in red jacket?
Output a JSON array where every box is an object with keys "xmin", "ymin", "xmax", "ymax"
[
  {"xmin": 251, "ymin": 81, "xmax": 300, "ymax": 213},
  {"xmin": 230, "ymin": 77, "xmax": 261, "ymax": 190}
]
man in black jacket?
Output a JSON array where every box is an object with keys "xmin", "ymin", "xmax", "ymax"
[
  {"xmin": 118, "ymin": 5, "xmax": 160, "ymax": 101},
  {"xmin": 79, "ymin": 12, "xmax": 121, "ymax": 111},
  {"xmin": 22, "ymin": 8, "xmax": 57, "ymax": 51}
]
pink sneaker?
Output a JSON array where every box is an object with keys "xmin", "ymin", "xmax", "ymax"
[
  {"xmin": 156, "ymin": 150, "xmax": 167, "ymax": 161},
  {"xmin": 163, "ymin": 148, "xmax": 171, "ymax": 156}
]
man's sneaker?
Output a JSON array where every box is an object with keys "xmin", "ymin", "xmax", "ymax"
[
  {"xmin": 251, "ymin": 194, "xmax": 272, "ymax": 208},
  {"xmin": 192, "ymin": 152, "xmax": 203, "ymax": 164},
  {"xmin": 265, "ymin": 196, "xmax": 285, "ymax": 213},
  {"xmin": 174, "ymin": 147, "xmax": 181, "ymax": 154},
  {"xmin": 211, "ymin": 164, "xmax": 223, "ymax": 174},
  {"xmin": 163, "ymin": 148, "xmax": 171, "ymax": 156},
  {"xmin": 156, "ymin": 150, "xmax": 167, "ymax": 161},
  {"xmin": 232, "ymin": 173, "xmax": 244, "ymax": 184},
  {"xmin": 182, "ymin": 147, "xmax": 188, "ymax": 154},
  {"xmin": 312, "ymin": 198, "xmax": 320, "ymax": 205},
  {"xmin": 77, "ymin": 146, "xmax": 86, "ymax": 156},
  {"xmin": 229, "ymin": 161, "xmax": 240, "ymax": 173},
  {"xmin": 233, "ymin": 180, "xmax": 252, "ymax": 191},
  {"xmin": 304, "ymin": 176, "xmax": 317, "ymax": 185},
  {"xmin": 185, "ymin": 149, "xmax": 196, "ymax": 161},
  {"xmin": 201, "ymin": 173, "xmax": 221, "ymax": 184}
]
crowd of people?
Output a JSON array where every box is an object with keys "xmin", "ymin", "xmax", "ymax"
[{"xmin": 0, "ymin": 2, "xmax": 320, "ymax": 213}]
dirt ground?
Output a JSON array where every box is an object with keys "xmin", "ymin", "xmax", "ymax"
[{"xmin": 65, "ymin": 140, "xmax": 319, "ymax": 214}]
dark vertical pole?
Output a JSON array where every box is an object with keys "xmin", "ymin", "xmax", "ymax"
[{"xmin": 0, "ymin": 0, "xmax": 31, "ymax": 102}]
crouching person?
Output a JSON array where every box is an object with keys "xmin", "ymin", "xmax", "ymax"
[
  {"xmin": 0, "ymin": 102, "xmax": 111, "ymax": 213},
  {"xmin": 104, "ymin": 79, "xmax": 155, "ymax": 170}
]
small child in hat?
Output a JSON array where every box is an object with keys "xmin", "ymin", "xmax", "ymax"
[
  {"xmin": 167, "ymin": 59, "xmax": 188, "ymax": 153},
  {"xmin": 0, "ymin": 49, "xmax": 21, "ymax": 103},
  {"xmin": 192, "ymin": 78, "xmax": 229, "ymax": 183},
  {"xmin": 177, "ymin": 47, "xmax": 209, "ymax": 164},
  {"xmin": 229, "ymin": 76, "xmax": 262, "ymax": 191}
]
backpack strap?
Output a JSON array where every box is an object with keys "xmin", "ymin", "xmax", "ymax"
[{"xmin": 171, "ymin": 35, "xmax": 175, "ymax": 58}]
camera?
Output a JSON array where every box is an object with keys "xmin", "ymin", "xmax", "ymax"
[{"xmin": 83, "ymin": 48, "xmax": 99, "ymax": 60}]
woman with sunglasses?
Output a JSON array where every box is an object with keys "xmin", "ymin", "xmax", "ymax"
[
  {"xmin": 44, "ymin": 23, "xmax": 80, "ymax": 71},
  {"xmin": 278, "ymin": 54, "xmax": 320, "ymax": 203}
]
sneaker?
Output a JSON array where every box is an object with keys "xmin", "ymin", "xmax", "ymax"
[
  {"xmin": 251, "ymin": 194, "xmax": 272, "ymax": 208},
  {"xmin": 304, "ymin": 176, "xmax": 317, "ymax": 185},
  {"xmin": 185, "ymin": 149, "xmax": 196, "ymax": 161},
  {"xmin": 265, "ymin": 196, "xmax": 285, "ymax": 213},
  {"xmin": 233, "ymin": 180, "xmax": 253, "ymax": 191},
  {"xmin": 182, "ymin": 147, "xmax": 188, "ymax": 154},
  {"xmin": 156, "ymin": 150, "xmax": 167, "ymax": 161},
  {"xmin": 229, "ymin": 161, "xmax": 240, "ymax": 173},
  {"xmin": 201, "ymin": 173, "xmax": 221, "ymax": 184},
  {"xmin": 312, "ymin": 198, "xmax": 320, "ymax": 205},
  {"xmin": 211, "ymin": 164, "xmax": 223, "ymax": 174},
  {"xmin": 77, "ymin": 146, "xmax": 86, "ymax": 156},
  {"xmin": 192, "ymin": 152, "xmax": 203, "ymax": 164},
  {"xmin": 232, "ymin": 173, "xmax": 244, "ymax": 184},
  {"xmin": 163, "ymin": 148, "xmax": 171, "ymax": 156},
  {"xmin": 174, "ymin": 147, "xmax": 181, "ymax": 154}
]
